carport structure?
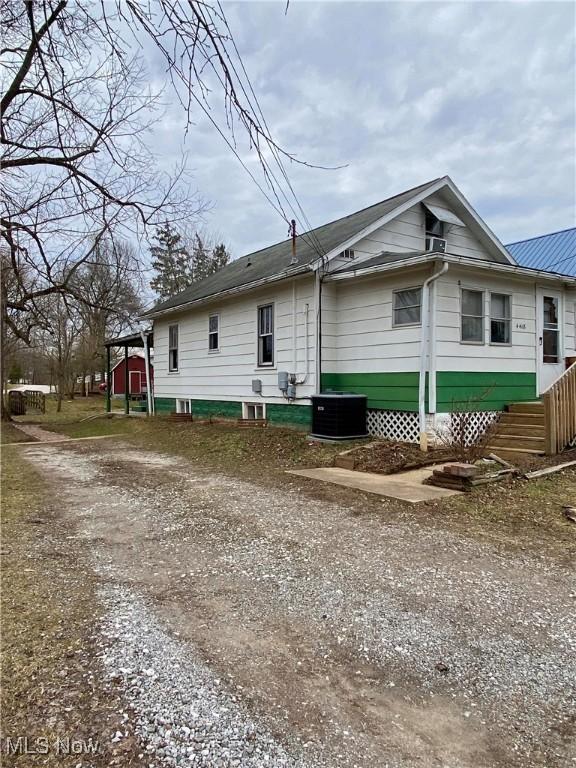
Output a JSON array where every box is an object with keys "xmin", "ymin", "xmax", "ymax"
[{"xmin": 104, "ymin": 329, "xmax": 154, "ymax": 415}]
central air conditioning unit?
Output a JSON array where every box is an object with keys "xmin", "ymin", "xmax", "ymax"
[
  {"xmin": 310, "ymin": 393, "xmax": 368, "ymax": 440},
  {"xmin": 426, "ymin": 236, "xmax": 447, "ymax": 253}
]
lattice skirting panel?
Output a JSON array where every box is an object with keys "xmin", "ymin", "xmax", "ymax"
[
  {"xmin": 366, "ymin": 409, "xmax": 502, "ymax": 446},
  {"xmin": 447, "ymin": 411, "xmax": 501, "ymax": 448},
  {"xmin": 366, "ymin": 410, "xmax": 420, "ymax": 443}
]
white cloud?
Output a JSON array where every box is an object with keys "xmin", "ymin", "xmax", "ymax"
[{"xmin": 143, "ymin": 0, "xmax": 575, "ymax": 255}]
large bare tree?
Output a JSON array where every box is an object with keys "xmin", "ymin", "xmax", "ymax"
[{"xmin": 1, "ymin": 0, "xmax": 319, "ymax": 417}]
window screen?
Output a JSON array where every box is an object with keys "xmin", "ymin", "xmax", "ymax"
[
  {"xmin": 208, "ymin": 314, "xmax": 219, "ymax": 351},
  {"xmin": 257, "ymin": 304, "xmax": 274, "ymax": 366},
  {"xmin": 168, "ymin": 324, "xmax": 179, "ymax": 371},
  {"xmin": 393, "ymin": 288, "xmax": 422, "ymax": 326},
  {"xmin": 461, "ymin": 289, "xmax": 484, "ymax": 343},
  {"xmin": 490, "ymin": 293, "xmax": 511, "ymax": 344}
]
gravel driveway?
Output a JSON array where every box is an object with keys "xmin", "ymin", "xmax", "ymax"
[{"xmin": 20, "ymin": 438, "xmax": 576, "ymax": 767}]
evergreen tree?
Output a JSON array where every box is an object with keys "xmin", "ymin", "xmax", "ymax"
[
  {"xmin": 211, "ymin": 242, "xmax": 230, "ymax": 273},
  {"xmin": 191, "ymin": 234, "xmax": 211, "ymax": 282},
  {"xmin": 192, "ymin": 236, "xmax": 230, "ymax": 282},
  {"xmin": 149, "ymin": 224, "xmax": 192, "ymax": 300}
]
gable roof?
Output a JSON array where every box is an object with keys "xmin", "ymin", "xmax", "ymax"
[
  {"xmin": 144, "ymin": 175, "xmax": 516, "ymax": 318},
  {"xmin": 506, "ymin": 227, "xmax": 576, "ymax": 277},
  {"xmin": 143, "ymin": 178, "xmax": 443, "ymax": 317}
]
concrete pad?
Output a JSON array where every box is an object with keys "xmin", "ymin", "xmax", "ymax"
[{"xmin": 287, "ymin": 465, "xmax": 461, "ymax": 503}]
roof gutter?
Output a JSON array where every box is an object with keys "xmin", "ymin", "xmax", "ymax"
[
  {"xmin": 326, "ymin": 252, "xmax": 576, "ymax": 285},
  {"xmin": 141, "ymin": 264, "xmax": 312, "ymax": 321}
]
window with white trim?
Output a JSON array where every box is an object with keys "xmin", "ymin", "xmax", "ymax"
[
  {"xmin": 490, "ymin": 293, "xmax": 511, "ymax": 344},
  {"xmin": 208, "ymin": 314, "xmax": 219, "ymax": 351},
  {"xmin": 257, "ymin": 304, "xmax": 274, "ymax": 366},
  {"xmin": 461, "ymin": 289, "xmax": 484, "ymax": 343},
  {"xmin": 176, "ymin": 399, "xmax": 191, "ymax": 413},
  {"xmin": 168, "ymin": 324, "xmax": 179, "ymax": 371},
  {"xmin": 393, "ymin": 287, "xmax": 422, "ymax": 326},
  {"xmin": 338, "ymin": 249, "xmax": 355, "ymax": 259},
  {"xmin": 244, "ymin": 402, "xmax": 265, "ymax": 420}
]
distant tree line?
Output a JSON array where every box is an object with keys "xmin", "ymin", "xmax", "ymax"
[{"xmin": 2, "ymin": 235, "xmax": 142, "ymax": 412}]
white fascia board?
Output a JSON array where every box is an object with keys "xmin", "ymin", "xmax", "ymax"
[
  {"xmin": 326, "ymin": 252, "xmax": 576, "ymax": 285},
  {"xmin": 441, "ymin": 177, "xmax": 517, "ymax": 266},
  {"xmin": 309, "ymin": 177, "xmax": 450, "ymax": 271},
  {"xmin": 325, "ymin": 254, "xmax": 435, "ymax": 281},
  {"xmin": 141, "ymin": 265, "xmax": 312, "ymax": 321}
]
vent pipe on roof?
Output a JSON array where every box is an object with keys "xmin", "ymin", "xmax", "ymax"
[{"xmin": 290, "ymin": 219, "xmax": 298, "ymax": 264}]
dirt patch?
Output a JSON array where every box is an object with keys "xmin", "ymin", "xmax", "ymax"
[{"xmin": 342, "ymin": 439, "xmax": 455, "ymax": 474}]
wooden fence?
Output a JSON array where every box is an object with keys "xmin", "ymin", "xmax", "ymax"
[
  {"xmin": 543, "ymin": 362, "xmax": 576, "ymax": 454},
  {"xmin": 7, "ymin": 390, "xmax": 46, "ymax": 415}
]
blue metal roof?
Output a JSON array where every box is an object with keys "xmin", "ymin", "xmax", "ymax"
[{"xmin": 506, "ymin": 227, "xmax": 576, "ymax": 277}]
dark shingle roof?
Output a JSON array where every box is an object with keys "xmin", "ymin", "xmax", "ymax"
[
  {"xmin": 145, "ymin": 178, "xmax": 443, "ymax": 315},
  {"xmin": 506, "ymin": 228, "xmax": 576, "ymax": 277}
]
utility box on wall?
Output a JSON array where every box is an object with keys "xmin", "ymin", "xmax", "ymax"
[
  {"xmin": 278, "ymin": 371, "xmax": 289, "ymax": 392},
  {"xmin": 310, "ymin": 393, "xmax": 368, "ymax": 440}
]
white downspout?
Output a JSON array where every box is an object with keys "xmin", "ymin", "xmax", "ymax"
[
  {"xmin": 141, "ymin": 330, "xmax": 153, "ymax": 416},
  {"xmin": 296, "ymin": 303, "xmax": 310, "ymax": 384},
  {"xmin": 418, "ymin": 261, "xmax": 449, "ymax": 449},
  {"xmin": 292, "ymin": 280, "xmax": 297, "ymax": 375},
  {"xmin": 314, "ymin": 270, "xmax": 322, "ymax": 393}
]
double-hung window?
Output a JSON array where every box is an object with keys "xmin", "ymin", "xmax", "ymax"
[
  {"xmin": 208, "ymin": 314, "xmax": 219, "ymax": 351},
  {"xmin": 490, "ymin": 293, "xmax": 511, "ymax": 344},
  {"xmin": 393, "ymin": 287, "xmax": 422, "ymax": 326},
  {"xmin": 461, "ymin": 289, "xmax": 484, "ymax": 343},
  {"xmin": 257, "ymin": 304, "xmax": 274, "ymax": 366},
  {"xmin": 168, "ymin": 324, "xmax": 179, "ymax": 371}
]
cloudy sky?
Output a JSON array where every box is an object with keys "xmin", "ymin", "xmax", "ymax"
[{"xmin": 147, "ymin": 0, "xmax": 575, "ymax": 259}]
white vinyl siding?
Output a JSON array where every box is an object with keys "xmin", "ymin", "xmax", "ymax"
[
  {"xmin": 332, "ymin": 193, "xmax": 495, "ymax": 270},
  {"xmin": 153, "ymin": 278, "xmax": 316, "ymax": 403},
  {"xmin": 435, "ymin": 267, "xmax": 536, "ymax": 373},
  {"xmin": 322, "ymin": 268, "xmax": 431, "ymax": 374}
]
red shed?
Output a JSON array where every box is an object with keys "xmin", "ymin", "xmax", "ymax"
[{"xmin": 111, "ymin": 354, "xmax": 154, "ymax": 396}]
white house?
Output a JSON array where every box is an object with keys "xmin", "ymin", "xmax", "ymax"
[{"xmin": 143, "ymin": 177, "xmax": 576, "ymax": 451}]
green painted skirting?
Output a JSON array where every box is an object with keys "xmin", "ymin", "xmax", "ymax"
[
  {"xmin": 321, "ymin": 372, "xmax": 426, "ymax": 412},
  {"xmin": 154, "ymin": 397, "xmax": 177, "ymax": 413},
  {"xmin": 153, "ymin": 397, "xmax": 242, "ymax": 418},
  {"xmin": 321, "ymin": 371, "xmax": 537, "ymax": 412},
  {"xmin": 153, "ymin": 397, "xmax": 311, "ymax": 427},
  {"xmin": 267, "ymin": 403, "xmax": 312, "ymax": 428},
  {"xmin": 436, "ymin": 371, "xmax": 537, "ymax": 412}
]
